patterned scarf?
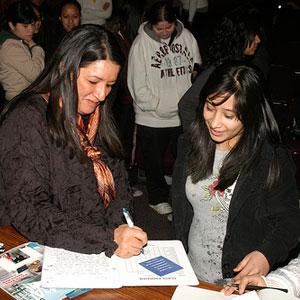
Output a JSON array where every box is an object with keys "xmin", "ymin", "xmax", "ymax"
[{"xmin": 77, "ymin": 106, "xmax": 116, "ymax": 208}]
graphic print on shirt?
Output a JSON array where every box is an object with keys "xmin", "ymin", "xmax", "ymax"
[
  {"xmin": 150, "ymin": 42, "xmax": 194, "ymax": 78},
  {"xmin": 202, "ymin": 175, "xmax": 236, "ymax": 224}
]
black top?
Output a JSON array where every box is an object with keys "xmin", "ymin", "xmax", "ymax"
[{"xmin": 172, "ymin": 133, "xmax": 300, "ymax": 278}]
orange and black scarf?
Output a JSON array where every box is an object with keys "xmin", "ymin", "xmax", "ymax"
[
  {"xmin": 42, "ymin": 94, "xmax": 115, "ymax": 208},
  {"xmin": 77, "ymin": 106, "xmax": 115, "ymax": 208}
]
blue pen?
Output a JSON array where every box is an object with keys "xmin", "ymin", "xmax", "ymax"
[{"xmin": 122, "ymin": 208, "xmax": 144, "ymax": 254}]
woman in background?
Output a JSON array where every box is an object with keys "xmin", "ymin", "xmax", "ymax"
[
  {"xmin": 172, "ymin": 62, "xmax": 300, "ymax": 282},
  {"xmin": 0, "ymin": 0, "xmax": 44, "ymax": 101},
  {"xmin": 128, "ymin": 1, "xmax": 201, "ymax": 217},
  {"xmin": 0, "ymin": 24, "xmax": 147, "ymax": 258},
  {"xmin": 46, "ymin": 0, "xmax": 81, "ymax": 62}
]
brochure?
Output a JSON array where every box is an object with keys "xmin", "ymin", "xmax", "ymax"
[{"xmin": 0, "ymin": 242, "xmax": 89, "ymax": 300}]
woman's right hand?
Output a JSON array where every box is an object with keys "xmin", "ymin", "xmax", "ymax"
[{"xmin": 113, "ymin": 224, "xmax": 148, "ymax": 258}]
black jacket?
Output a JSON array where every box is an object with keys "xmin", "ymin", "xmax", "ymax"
[
  {"xmin": 172, "ymin": 134, "xmax": 300, "ymax": 278},
  {"xmin": 0, "ymin": 96, "xmax": 131, "ymax": 256}
]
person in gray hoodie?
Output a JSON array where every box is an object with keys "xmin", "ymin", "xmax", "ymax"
[{"xmin": 128, "ymin": 1, "xmax": 201, "ymax": 216}]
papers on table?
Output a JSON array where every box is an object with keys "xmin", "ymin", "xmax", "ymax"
[
  {"xmin": 112, "ymin": 240, "xmax": 199, "ymax": 286},
  {"xmin": 172, "ymin": 286, "xmax": 296, "ymax": 300},
  {"xmin": 41, "ymin": 240, "xmax": 199, "ymax": 288},
  {"xmin": 0, "ymin": 242, "xmax": 77, "ymax": 300},
  {"xmin": 171, "ymin": 286, "xmax": 258, "ymax": 300},
  {"xmin": 258, "ymin": 289, "xmax": 298, "ymax": 300},
  {"xmin": 41, "ymin": 250, "xmax": 121, "ymax": 289}
]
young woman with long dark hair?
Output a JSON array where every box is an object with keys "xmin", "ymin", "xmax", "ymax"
[{"xmin": 172, "ymin": 62, "xmax": 300, "ymax": 282}]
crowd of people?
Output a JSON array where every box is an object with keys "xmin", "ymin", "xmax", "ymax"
[{"xmin": 0, "ymin": 0, "xmax": 299, "ymax": 298}]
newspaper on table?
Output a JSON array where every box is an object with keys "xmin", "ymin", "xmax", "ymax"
[{"xmin": 0, "ymin": 242, "xmax": 89, "ymax": 300}]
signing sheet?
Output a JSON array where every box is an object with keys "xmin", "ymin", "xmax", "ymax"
[
  {"xmin": 41, "ymin": 247, "xmax": 121, "ymax": 289},
  {"xmin": 111, "ymin": 240, "xmax": 199, "ymax": 286}
]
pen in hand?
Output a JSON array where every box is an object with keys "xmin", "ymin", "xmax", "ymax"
[
  {"xmin": 231, "ymin": 283, "xmax": 288, "ymax": 293},
  {"xmin": 122, "ymin": 208, "xmax": 144, "ymax": 254}
]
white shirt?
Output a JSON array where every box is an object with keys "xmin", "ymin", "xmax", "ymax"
[{"xmin": 77, "ymin": 0, "xmax": 112, "ymax": 25}]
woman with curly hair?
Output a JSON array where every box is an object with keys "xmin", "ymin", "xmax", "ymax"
[{"xmin": 178, "ymin": 5, "xmax": 267, "ymax": 131}]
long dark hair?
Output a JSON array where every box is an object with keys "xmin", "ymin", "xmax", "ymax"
[
  {"xmin": 205, "ymin": 5, "xmax": 262, "ymax": 66},
  {"xmin": 0, "ymin": 24, "xmax": 125, "ymax": 160},
  {"xmin": 5, "ymin": 0, "xmax": 38, "ymax": 27},
  {"xmin": 188, "ymin": 62, "xmax": 281, "ymax": 190}
]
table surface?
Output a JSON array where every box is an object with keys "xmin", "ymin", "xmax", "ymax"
[{"xmin": 0, "ymin": 226, "xmax": 221, "ymax": 300}]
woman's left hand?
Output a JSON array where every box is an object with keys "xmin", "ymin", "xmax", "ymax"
[
  {"xmin": 222, "ymin": 274, "xmax": 267, "ymax": 296},
  {"xmin": 233, "ymin": 250, "xmax": 270, "ymax": 281}
]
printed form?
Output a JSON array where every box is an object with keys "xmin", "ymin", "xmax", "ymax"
[
  {"xmin": 41, "ymin": 240, "xmax": 198, "ymax": 288},
  {"xmin": 112, "ymin": 240, "xmax": 199, "ymax": 286},
  {"xmin": 41, "ymin": 249, "xmax": 121, "ymax": 288}
]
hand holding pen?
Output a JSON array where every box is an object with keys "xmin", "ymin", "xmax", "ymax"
[
  {"xmin": 222, "ymin": 274, "xmax": 288, "ymax": 296},
  {"xmin": 122, "ymin": 208, "xmax": 145, "ymax": 254},
  {"xmin": 112, "ymin": 208, "xmax": 148, "ymax": 258}
]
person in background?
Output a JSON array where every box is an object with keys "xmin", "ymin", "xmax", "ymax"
[
  {"xmin": 223, "ymin": 253, "xmax": 300, "ymax": 298},
  {"xmin": 30, "ymin": 0, "xmax": 56, "ymax": 54},
  {"xmin": 178, "ymin": 4, "xmax": 267, "ymax": 132},
  {"xmin": 128, "ymin": 1, "xmax": 201, "ymax": 217},
  {"xmin": 0, "ymin": 0, "xmax": 44, "ymax": 101},
  {"xmin": 77, "ymin": 0, "xmax": 112, "ymax": 26},
  {"xmin": 58, "ymin": 0, "xmax": 81, "ymax": 33},
  {"xmin": 31, "ymin": 3, "xmax": 42, "ymax": 36},
  {"xmin": 0, "ymin": 24, "xmax": 147, "ymax": 258},
  {"xmin": 180, "ymin": 0, "xmax": 208, "ymax": 27},
  {"xmin": 172, "ymin": 62, "xmax": 300, "ymax": 282},
  {"xmin": 46, "ymin": 0, "xmax": 81, "ymax": 62},
  {"xmin": 106, "ymin": 1, "xmax": 146, "ymax": 197}
]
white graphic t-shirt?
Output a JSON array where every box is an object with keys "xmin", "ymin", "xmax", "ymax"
[{"xmin": 186, "ymin": 148, "xmax": 237, "ymax": 282}]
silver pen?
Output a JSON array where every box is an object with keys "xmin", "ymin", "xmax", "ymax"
[{"xmin": 122, "ymin": 208, "xmax": 144, "ymax": 254}]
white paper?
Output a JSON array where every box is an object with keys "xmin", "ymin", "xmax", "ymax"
[
  {"xmin": 41, "ymin": 240, "xmax": 198, "ymax": 288},
  {"xmin": 171, "ymin": 286, "xmax": 260, "ymax": 300},
  {"xmin": 41, "ymin": 247, "xmax": 121, "ymax": 288},
  {"xmin": 258, "ymin": 289, "xmax": 298, "ymax": 300},
  {"xmin": 111, "ymin": 240, "xmax": 199, "ymax": 286}
]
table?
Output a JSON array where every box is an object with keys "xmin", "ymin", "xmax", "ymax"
[{"xmin": 0, "ymin": 226, "xmax": 221, "ymax": 300}]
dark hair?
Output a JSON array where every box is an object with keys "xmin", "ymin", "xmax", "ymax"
[
  {"xmin": 110, "ymin": 0, "xmax": 145, "ymax": 43},
  {"xmin": 205, "ymin": 5, "xmax": 262, "ymax": 66},
  {"xmin": 146, "ymin": 1, "xmax": 176, "ymax": 25},
  {"xmin": 6, "ymin": 0, "xmax": 38, "ymax": 26},
  {"xmin": 1, "ymin": 24, "xmax": 125, "ymax": 160},
  {"xmin": 58, "ymin": 0, "xmax": 82, "ymax": 17},
  {"xmin": 231, "ymin": 5, "xmax": 262, "ymax": 50},
  {"xmin": 188, "ymin": 62, "xmax": 281, "ymax": 190}
]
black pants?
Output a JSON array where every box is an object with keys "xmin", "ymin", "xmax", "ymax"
[{"xmin": 137, "ymin": 125, "xmax": 181, "ymax": 205}]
